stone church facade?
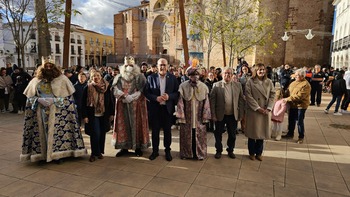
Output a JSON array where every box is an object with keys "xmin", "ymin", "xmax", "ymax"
[{"xmin": 114, "ymin": 0, "xmax": 334, "ymax": 68}]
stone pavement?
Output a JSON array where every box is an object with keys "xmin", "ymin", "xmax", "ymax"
[{"xmin": 0, "ymin": 93, "xmax": 349, "ymax": 197}]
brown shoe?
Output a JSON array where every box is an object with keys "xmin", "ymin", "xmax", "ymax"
[
  {"xmin": 89, "ymin": 155, "xmax": 96, "ymax": 162},
  {"xmin": 255, "ymin": 155, "xmax": 263, "ymax": 161},
  {"xmin": 249, "ymin": 155, "xmax": 255, "ymax": 160},
  {"xmin": 98, "ymin": 154, "xmax": 104, "ymax": 159}
]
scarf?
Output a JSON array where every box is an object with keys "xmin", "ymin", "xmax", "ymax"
[{"xmin": 87, "ymin": 79, "xmax": 109, "ymax": 114}]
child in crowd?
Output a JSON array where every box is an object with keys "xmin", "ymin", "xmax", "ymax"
[{"xmin": 271, "ymin": 88, "xmax": 287, "ymax": 141}]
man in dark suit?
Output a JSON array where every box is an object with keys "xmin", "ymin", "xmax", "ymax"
[{"xmin": 145, "ymin": 58, "xmax": 179, "ymax": 161}]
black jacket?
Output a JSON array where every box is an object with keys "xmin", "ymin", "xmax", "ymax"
[
  {"xmin": 331, "ymin": 78, "xmax": 346, "ymax": 96},
  {"xmin": 73, "ymin": 81, "xmax": 87, "ymax": 110},
  {"xmin": 81, "ymin": 84, "xmax": 114, "ymax": 135}
]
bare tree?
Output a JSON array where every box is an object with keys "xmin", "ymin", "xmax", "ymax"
[
  {"xmin": 0, "ymin": 0, "xmax": 79, "ymax": 68},
  {"xmin": 0, "ymin": 0, "xmax": 37, "ymax": 68}
]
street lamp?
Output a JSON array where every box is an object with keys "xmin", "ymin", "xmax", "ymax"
[{"xmin": 281, "ymin": 29, "xmax": 330, "ymax": 41}]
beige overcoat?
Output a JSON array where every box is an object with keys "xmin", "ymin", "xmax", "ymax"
[{"xmin": 244, "ymin": 77, "xmax": 275, "ymax": 139}]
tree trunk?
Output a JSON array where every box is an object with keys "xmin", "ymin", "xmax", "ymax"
[{"xmin": 35, "ymin": 0, "xmax": 51, "ymax": 63}]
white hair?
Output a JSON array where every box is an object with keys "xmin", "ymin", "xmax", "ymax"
[{"xmin": 295, "ymin": 69, "xmax": 306, "ymax": 77}]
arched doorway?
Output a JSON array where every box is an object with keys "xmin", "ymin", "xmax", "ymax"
[{"xmin": 152, "ymin": 15, "xmax": 170, "ymax": 55}]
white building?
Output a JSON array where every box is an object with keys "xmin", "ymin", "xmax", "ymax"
[
  {"xmin": 2, "ymin": 22, "xmax": 85, "ymax": 69},
  {"xmin": 0, "ymin": 16, "xmax": 6, "ymax": 68},
  {"xmin": 332, "ymin": 0, "xmax": 350, "ymax": 70}
]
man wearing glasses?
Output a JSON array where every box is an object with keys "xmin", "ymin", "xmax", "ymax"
[
  {"xmin": 210, "ymin": 67, "xmax": 245, "ymax": 159},
  {"xmin": 145, "ymin": 58, "xmax": 179, "ymax": 161}
]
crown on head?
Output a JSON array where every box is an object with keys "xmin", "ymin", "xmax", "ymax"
[
  {"xmin": 41, "ymin": 56, "xmax": 55, "ymax": 66},
  {"xmin": 124, "ymin": 56, "xmax": 135, "ymax": 65}
]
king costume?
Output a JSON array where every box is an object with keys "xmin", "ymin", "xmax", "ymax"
[
  {"xmin": 111, "ymin": 57, "xmax": 150, "ymax": 156},
  {"xmin": 20, "ymin": 73, "xmax": 87, "ymax": 162},
  {"xmin": 176, "ymin": 67, "xmax": 211, "ymax": 160}
]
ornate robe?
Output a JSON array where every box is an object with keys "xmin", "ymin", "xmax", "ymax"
[
  {"xmin": 20, "ymin": 75, "xmax": 86, "ymax": 162},
  {"xmin": 111, "ymin": 74, "xmax": 150, "ymax": 150},
  {"xmin": 176, "ymin": 81, "xmax": 211, "ymax": 160}
]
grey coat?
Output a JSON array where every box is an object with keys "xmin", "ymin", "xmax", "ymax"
[
  {"xmin": 210, "ymin": 81, "xmax": 245, "ymax": 121},
  {"xmin": 245, "ymin": 77, "xmax": 275, "ymax": 139}
]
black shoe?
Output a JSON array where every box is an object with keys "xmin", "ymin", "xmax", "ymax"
[
  {"xmin": 149, "ymin": 152, "xmax": 159, "ymax": 160},
  {"xmin": 282, "ymin": 134, "xmax": 294, "ymax": 139},
  {"xmin": 214, "ymin": 152, "xmax": 221, "ymax": 159},
  {"xmin": 310, "ymin": 103, "xmax": 315, "ymax": 106},
  {"xmin": 228, "ymin": 152, "xmax": 236, "ymax": 159},
  {"xmin": 317, "ymin": 104, "xmax": 320, "ymax": 107},
  {"xmin": 54, "ymin": 159, "xmax": 64, "ymax": 164},
  {"xmin": 135, "ymin": 148, "xmax": 143, "ymax": 157},
  {"xmin": 10, "ymin": 111, "xmax": 17, "ymax": 113},
  {"xmin": 89, "ymin": 155, "xmax": 96, "ymax": 162},
  {"xmin": 116, "ymin": 149, "xmax": 129, "ymax": 157},
  {"xmin": 165, "ymin": 151, "xmax": 172, "ymax": 161}
]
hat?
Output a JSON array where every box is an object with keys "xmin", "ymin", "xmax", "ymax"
[
  {"xmin": 186, "ymin": 66, "xmax": 200, "ymax": 76},
  {"xmin": 141, "ymin": 62, "xmax": 147, "ymax": 66}
]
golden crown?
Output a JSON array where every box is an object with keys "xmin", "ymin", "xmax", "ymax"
[
  {"xmin": 124, "ymin": 56, "xmax": 135, "ymax": 65},
  {"xmin": 41, "ymin": 56, "xmax": 55, "ymax": 66}
]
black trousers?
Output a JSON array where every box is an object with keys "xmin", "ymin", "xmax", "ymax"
[
  {"xmin": 310, "ymin": 84, "xmax": 322, "ymax": 105},
  {"xmin": 151, "ymin": 105, "xmax": 172, "ymax": 153},
  {"xmin": 214, "ymin": 115, "xmax": 237, "ymax": 153}
]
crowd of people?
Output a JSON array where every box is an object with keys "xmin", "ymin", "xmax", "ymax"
[{"xmin": 1, "ymin": 56, "xmax": 349, "ymax": 163}]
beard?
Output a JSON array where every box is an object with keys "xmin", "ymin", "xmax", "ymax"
[
  {"xmin": 41, "ymin": 68, "xmax": 57, "ymax": 82},
  {"xmin": 122, "ymin": 72, "xmax": 135, "ymax": 81}
]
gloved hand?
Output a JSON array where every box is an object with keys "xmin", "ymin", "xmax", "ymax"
[
  {"xmin": 122, "ymin": 95, "xmax": 133, "ymax": 103},
  {"xmin": 113, "ymin": 89, "xmax": 124, "ymax": 98},
  {"xmin": 130, "ymin": 91, "xmax": 141, "ymax": 101},
  {"xmin": 38, "ymin": 98, "xmax": 54, "ymax": 107}
]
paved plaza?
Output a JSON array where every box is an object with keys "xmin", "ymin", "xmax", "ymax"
[{"xmin": 0, "ymin": 93, "xmax": 349, "ymax": 197}]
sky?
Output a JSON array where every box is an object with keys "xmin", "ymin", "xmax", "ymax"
[{"xmin": 71, "ymin": 0, "xmax": 141, "ymax": 35}]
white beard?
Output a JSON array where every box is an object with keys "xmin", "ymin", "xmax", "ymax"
[{"xmin": 122, "ymin": 72, "xmax": 135, "ymax": 81}]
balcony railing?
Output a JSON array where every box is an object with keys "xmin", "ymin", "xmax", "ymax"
[{"xmin": 55, "ymin": 49, "xmax": 61, "ymax": 54}]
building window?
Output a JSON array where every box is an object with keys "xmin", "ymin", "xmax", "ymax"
[{"xmin": 55, "ymin": 44, "xmax": 60, "ymax": 54}]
